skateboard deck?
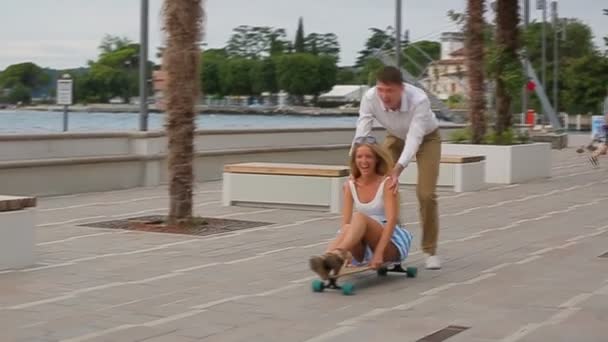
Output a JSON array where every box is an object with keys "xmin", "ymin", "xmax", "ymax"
[{"xmin": 311, "ymin": 263, "xmax": 418, "ymax": 295}]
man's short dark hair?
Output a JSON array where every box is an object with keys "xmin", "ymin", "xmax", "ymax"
[{"xmin": 376, "ymin": 66, "xmax": 403, "ymax": 85}]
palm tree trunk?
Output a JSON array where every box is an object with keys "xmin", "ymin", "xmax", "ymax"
[
  {"xmin": 162, "ymin": 0, "xmax": 204, "ymax": 226},
  {"xmin": 495, "ymin": 0, "xmax": 520, "ymax": 135},
  {"xmin": 466, "ymin": 0, "xmax": 487, "ymax": 144}
]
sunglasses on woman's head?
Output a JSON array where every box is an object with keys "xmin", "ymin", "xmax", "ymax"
[{"xmin": 354, "ymin": 136, "xmax": 377, "ymax": 145}]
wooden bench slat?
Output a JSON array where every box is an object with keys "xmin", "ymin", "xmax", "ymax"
[
  {"xmin": 410, "ymin": 154, "xmax": 484, "ymax": 164},
  {"xmin": 438, "ymin": 155, "xmax": 485, "ymax": 164},
  {"xmin": 0, "ymin": 196, "xmax": 37, "ymax": 212},
  {"xmin": 224, "ymin": 162, "xmax": 350, "ymax": 177}
]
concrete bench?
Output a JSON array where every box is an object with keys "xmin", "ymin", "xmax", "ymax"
[
  {"xmin": 222, "ymin": 162, "xmax": 349, "ymax": 213},
  {"xmin": 399, "ymin": 155, "xmax": 485, "ymax": 192},
  {"xmin": 0, "ymin": 195, "xmax": 36, "ymax": 270}
]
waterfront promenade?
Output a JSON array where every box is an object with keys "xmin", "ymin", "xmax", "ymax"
[{"xmin": 2, "ymin": 139, "xmax": 607, "ymax": 341}]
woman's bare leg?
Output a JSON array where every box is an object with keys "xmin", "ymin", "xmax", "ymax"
[
  {"xmin": 325, "ymin": 212, "xmax": 400, "ymax": 272},
  {"xmin": 326, "ymin": 224, "xmax": 365, "ymax": 262}
]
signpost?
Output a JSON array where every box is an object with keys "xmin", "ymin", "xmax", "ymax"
[{"xmin": 56, "ymin": 74, "xmax": 73, "ymax": 132}]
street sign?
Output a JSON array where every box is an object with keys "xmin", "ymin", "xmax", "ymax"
[{"xmin": 56, "ymin": 78, "xmax": 73, "ymax": 105}]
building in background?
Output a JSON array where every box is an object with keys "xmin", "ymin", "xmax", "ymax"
[
  {"xmin": 420, "ymin": 32, "xmax": 468, "ymax": 103},
  {"xmin": 317, "ymin": 85, "xmax": 369, "ymax": 107}
]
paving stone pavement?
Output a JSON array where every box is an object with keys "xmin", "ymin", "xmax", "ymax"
[{"xmin": 2, "ymin": 144, "xmax": 607, "ymax": 341}]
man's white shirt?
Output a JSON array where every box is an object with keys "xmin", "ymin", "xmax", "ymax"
[{"xmin": 353, "ymin": 82, "xmax": 439, "ymax": 168}]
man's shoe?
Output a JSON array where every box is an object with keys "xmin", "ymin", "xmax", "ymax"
[{"xmin": 425, "ymin": 255, "xmax": 441, "ymax": 270}]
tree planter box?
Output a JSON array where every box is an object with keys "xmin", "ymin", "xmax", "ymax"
[
  {"xmin": 440, "ymin": 142, "xmax": 551, "ymax": 184},
  {"xmin": 0, "ymin": 196, "xmax": 36, "ymax": 270}
]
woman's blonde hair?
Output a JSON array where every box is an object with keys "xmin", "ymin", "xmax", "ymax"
[{"xmin": 349, "ymin": 140, "xmax": 395, "ymax": 179}]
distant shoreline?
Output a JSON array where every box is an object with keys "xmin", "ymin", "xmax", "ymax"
[{"xmin": 14, "ymin": 104, "xmax": 360, "ymax": 116}]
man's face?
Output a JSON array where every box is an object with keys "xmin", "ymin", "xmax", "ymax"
[{"xmin": 376, "ymin": 81, "xmax": 403, "ymax": 110}]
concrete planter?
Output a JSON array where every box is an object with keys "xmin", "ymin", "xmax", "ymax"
[
  {"xmin": 441, "ymin": 142, "xmax": 551, "ymax": 184},
  {"xmin": 0, "ymin": 195, "xmax": 36, "ymax": 270}
]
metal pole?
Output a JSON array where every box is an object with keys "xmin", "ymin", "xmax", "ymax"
[
  {"xmin": 552, "ymin": 1, "xmax": 558, "ymax": 116},
  {"xmin": 522, "ymin": 0, "xmax": 530, "ymax": 125},
  {"xmin": 63, "ymin": 105, "xmax": 68, "ymax": 132},
  {"xmin": 395, "ymin": 0, "xmax": 402, "ymax": 68},
  {"xmin": 139, "ymin": 0, "xmax": 149, "ymax": 131},
  {"xmin": 541, "ymin": 0, "xmax": 546, "ymax": 93}
]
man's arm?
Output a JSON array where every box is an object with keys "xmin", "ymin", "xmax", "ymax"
[
  {"xmin": 396, "ymin": 97, "xmax": 435, "ymax": 168},
  {"xmin": 350, "ymin": 95, "xmax": 374, "ymax": 155}
]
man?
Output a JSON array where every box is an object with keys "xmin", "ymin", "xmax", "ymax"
[{"xmin": 351, "ymin": 66, "xmax": 442, "ymax": 270}]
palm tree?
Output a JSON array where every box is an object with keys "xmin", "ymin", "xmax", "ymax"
[
  {"xmin": 465, "ymin": 0, "xmax": 487, "ymax": 143},
  {"xmin": 494, "ymin": 0, "xmax": 520, "ymax": 135},
  {"xmin": 161, "ymin": 0, "xmax": 204, "ymax": 226}
]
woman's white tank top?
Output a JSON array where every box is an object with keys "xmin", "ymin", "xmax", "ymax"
[{"xmin": 348, "ymin": 177, "xmax": 388, "ymax": 223}]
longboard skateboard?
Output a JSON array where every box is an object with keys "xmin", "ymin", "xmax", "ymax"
[{"xmin": 311, "ymin": 263, "xmax": 417, "ymax": 295}]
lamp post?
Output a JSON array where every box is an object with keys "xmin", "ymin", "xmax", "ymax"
[
  {"xmin": 395, "ymin": 0, "xmax": 402, "ymax": 68},
  {"xmin": 521, "ymin": 0, "xmax": 530, "ymax": 124},
  {"xmin": 139, "ymin": 0, "xmax": 149, "ymax": 131},
  {"xmin": 551, "ymin": 1, "xmax": 559, "ymax": 116}
]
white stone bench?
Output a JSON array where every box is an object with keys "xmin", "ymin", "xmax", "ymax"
[
  {"xmin": 0, "ymin": 195, "xmax": 36, "ymax": 270},
  {"xmin": 399, "ymin": 155, "xmax": 485, "ymax": 192},
  {"xmin": 222, "ymin": 162, "xmax": 349, "ymax": 213}
]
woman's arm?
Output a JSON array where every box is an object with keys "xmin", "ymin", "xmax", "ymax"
[
  {"xmin": 341, "ymin": 181, "xmax": 354, "ymax": 227},
  {"xmin": 376, "ymin": 179, "xmax": 400, "ymax": 255}
]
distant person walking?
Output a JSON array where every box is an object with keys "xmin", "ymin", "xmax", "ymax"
[{"xmin": 350, "ymin": 66, "xmax": 442, "ymax": 270}]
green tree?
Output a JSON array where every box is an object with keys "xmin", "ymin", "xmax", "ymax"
[
  {"xmin": 355, "ymin": 27, "xmax": 394, "ymax": 67},
  {"xmin": 402, "ymin": 41, "xmax": 441, "ymax": 77},
  {"xmin": 305, "ymin": 33, "xmax": 340, "ymax": 60},
  {"xmin": 561, "ymin": 54, "xmax": 608, "ymax": 113},
  {"xmin": 74, "ymin": 35, "xmax": 154, "ymax": 103},
  {"xmin": 251, "ymin": 58, "xmax": 278, "ymax": 94},
  {"xmin": 294, "ymin": 17, "xmax": 306, "ymax": 53},
  {"xmin": 315, "ymin": 55, "xmax": 338, "ymax": 98},
  {"xmin": 0, "ymin": 62, "xmax": 49, "ymax": 90},
  {"xmin": 98, "ymin": 35, "xmax": 133, "ymax": 54},
  {"xmin": 276, "ymin": 53, "xmax": 319, "ymax": 103},
  {"xmin": 269, "ymin": 31, "xmax": 289, "ymax": 56},
  {"xmin": 7, "ymin": 84, "xmax": 31, "ymax": 104},
  {"xmin": 337, "ymin": 68, "xmax": 358, "ymax": 85},
  {"xmin": 220, "ymin": 57, "xmax": 257, "ymax": 95},
  {"xmin": 520, "ymin": 19, "xmax": 607, "ymax": 114},
  {"xmin": 358, "ymin": 57, "xmax": 384, "ymax": 85},
  {"xmin": 225, "ymin": 25, "xmax": 288, "ymax": 58},
  {"xmin": 604, "ymin": 9, "xmax": 608, "ymax": 52},
  {"xmin": 76, "ymin": 63, "xmax": 128, "ymax": 103},
  {"xmin": 200, "ymin": 49, "xmax": 226, "ymax": 95}
]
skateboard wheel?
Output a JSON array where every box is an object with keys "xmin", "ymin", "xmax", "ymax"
[
  {"xmin": 312, "ymin": 279, "xmax": 325, "ymax": 292},
  {"xmin": 377, "ymin": 267, "xmax": 388, "ymax": 276},
  {"xmin": 406, "ymin": 267, "xmax": 418, "ymax": 278},
  {"xmin": 341, "ymin": 282, "xmax": 355, "ymax": 295}
]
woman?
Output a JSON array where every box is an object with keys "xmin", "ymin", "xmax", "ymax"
[{"xmin": 309, "ymin": 136, "xmax": 413, "ymax": 280}]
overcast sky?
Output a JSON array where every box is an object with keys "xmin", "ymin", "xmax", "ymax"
[{"xmin": 0, "ymin": 0, "xmax": 606, "ymax": 70}]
